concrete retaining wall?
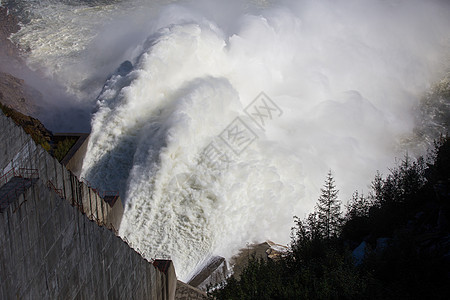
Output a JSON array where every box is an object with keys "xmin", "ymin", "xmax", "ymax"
[
  {"xmin": 0, "ymin": 112, "xmax": 122, "ymax": 231},
  {"xmin": 0, "ymin": 111, "xmax": 177, "ymax": 299},
  {"xmin": 0, "ymin": 180, "xmax": 171, "ymax": 299},
  {"xmin": 64, "ymin": 133, "xmax": 90, "ymax": 178}
]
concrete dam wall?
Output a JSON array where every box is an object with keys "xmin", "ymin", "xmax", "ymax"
[
  {"xmin": 0, "ymin": 110, "xmax": 177, "ymax": 299},
  {"xmin": 0, "ymin": 179, "xmax": 173, "ymax": 299},
  {"xmin": 0, "ymin": 113, "xmax": 122, "ymax": 231}
]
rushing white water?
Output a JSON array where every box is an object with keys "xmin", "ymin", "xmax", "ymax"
[{"xmin": 6, "ymin": 0, "xmax": 450, "ymax": 281}]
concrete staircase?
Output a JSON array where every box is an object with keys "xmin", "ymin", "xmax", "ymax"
[{"xmin": 0, "ymin": 176, "xmax": 37, "ymax": 212}]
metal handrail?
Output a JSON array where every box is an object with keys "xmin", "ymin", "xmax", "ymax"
[
  {"xmin": 18, "ymin": 168, "xmax": 39, "ymax": 179},
  {"xmin": 0, "ymin": 139, "xmax": 35, "ymax": 171},
  {"xmin": 81, "ymin": 177, "xmax": 119, "ymax": 202},
  {"xmin": 46, "ymin": 180, "xmax": 63, "ymax": 199},
  {"xmin": 81, "ymin": 177, "xmax": 101, "ymax": 195},
  {"xmin": 0, "ymin": 167, "xmax": 39, "ymax": 187},
  {"xmin": 100, "ymin": 190, "xmax": 120, "ymax": 198},
  {"xmin": 81, "ymin": 177, "xmax": 92, "ymax": 187}
]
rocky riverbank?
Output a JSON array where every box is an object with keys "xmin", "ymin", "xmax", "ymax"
[
  {"xmin": 0, "ymin": 71, "xmax": 41, "ymax": 115},
  {"xmin": 0, "ymin": 6, "xmax": 42, "ymax": 116},
  {"xmin": 184, "ymin": 240, "xmax": 288, "ymax": 293},
  {"xmin": 0, "ymin": 7, "xmax": 53, "ymax": 152},
  {"xmin": 0, "ymin": 6, "xmax": 23, "ymax": 68}
]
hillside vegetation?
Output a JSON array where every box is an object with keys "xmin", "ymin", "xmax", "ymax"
[
  {"xmin": 0, "ymin": 103, "xmax": 77, "ymax": 162},
  {"xmin": 209, "ymin": 137, "xmax": 450, "ymax": 300}
]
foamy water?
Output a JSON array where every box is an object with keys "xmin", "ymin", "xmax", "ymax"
[{"xmin": 6, "ymin": 0, "xmax": 450, "ymax": 281}]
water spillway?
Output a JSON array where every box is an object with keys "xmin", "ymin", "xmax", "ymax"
[{"xmin": 4, "ymin": 0, "xmax": 450, "ymax": 281}]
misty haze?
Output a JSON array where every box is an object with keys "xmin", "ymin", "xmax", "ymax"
[{"xmin": 1, "ymin": 0, "xmax": 450, "ymax": 298}]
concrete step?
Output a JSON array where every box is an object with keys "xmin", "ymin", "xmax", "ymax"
[
  {"xmin": 175, "ymin": 281, "xmax": 207, "ymax": 300},
  {"xmin": 0, "ymin": 176, "xmax": 36, "ymax": 212}
]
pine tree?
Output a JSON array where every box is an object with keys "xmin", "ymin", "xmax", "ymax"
[
  {"xmin": 346, "ymin": 190, "xmax": 372, "ymax": 220},
  {"xmin": 369, "ymin": 171, "xmax": 384, "ymax": 206},
  {"xmin": 316, "ymin": 170, "xmax": 342, "ymax": 239}
]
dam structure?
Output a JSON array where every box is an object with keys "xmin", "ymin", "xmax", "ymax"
[{"xmin": 0, "ymin": 110, "xmax": 195, "ymax": 299}]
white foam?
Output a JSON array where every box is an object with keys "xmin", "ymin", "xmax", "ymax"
[
  {"xmin": 12, "ymin": 0, "xmax": 450, "ymax": 281},
  {"xmin": 81, "ymin": 1, "xmax": 450, "ymax": 280}
]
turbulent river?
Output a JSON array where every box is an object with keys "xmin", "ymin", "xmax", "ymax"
[{"xmin": 3, "ymin": 0, "xmax": 450, "ymax": 280}]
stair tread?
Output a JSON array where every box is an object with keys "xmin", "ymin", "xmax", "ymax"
[{"xmin": 0, "ymin": 176, "xmax": 36, "ymax": 212}]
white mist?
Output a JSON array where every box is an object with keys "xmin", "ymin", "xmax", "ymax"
[{"xmin": 9, "ymin": 0, "xmax": 450, "ymax": 281}]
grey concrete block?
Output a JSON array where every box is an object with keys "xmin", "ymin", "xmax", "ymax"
[
  {"xmin": 46, "ymin": 270, "xmax": 60, "ymax": 299},
  {"xmin": 27, "ymin": 217, "xmax": 39, "ymax": 249},
  {"xmin": 42, "ymin": 218, "xmax": 57, "ymax": 255},
  {"xmin": 67, "ymin": 265, "xmax": 80, "ymax": 299},
  {"xmin": 7, "ymin": 206, "xmax": 19, "ymax": 236},
  {"xmin": 59, "ymin": 249, "xmax": 74, "ymax": 280},
  {"xmin": 78, "ymin": 256, "xmax": 90, "ymax": 283},
  {"xmin": 26, "ymin": 245, "xmax": 42, "ymax": 277},
  {"xmin": 82, "ymin": 271, "xmax": 95, "ymax": 299},
  {"xmin": 102, "ymin": 230, "xmax": 113, "ymax": 253},
  {"xmin": 107, "ymin": 280, "xmax": 121, "ymax": 300},
  {"xmin": 77, "ymin": 216, "xmax": 88, "ymax": 254},
  {"xmin": 0, "ymin": 249, "xmax": 6, "ymax": 280},
  {"xmin": 105, "ymin": 265, "xmax": 113, "ymax": 293},
  {"xmin": 55, "ymin": 204, "xmax": 71, "ymax": 231},
  {"xmin": 47, "ymin": 193, "xmax": 57, "ymax": 215},
  {"xmin": 73, "ymin": 288, "xmax": 82, "ymax": 300},
  {"xmin": 19, "ymin": 215, "xmax": 31, "ymax": 252},
  {"xmin": 14, "ymin": 258, "xmax": 26, "ymax": 291},
  {"xmin": 61, "ymin": 221, "xmax": 76, "ymax": 251},
  {"xmin": 1, "ymin": 239, "xmax": 12, "ymax": 272},
  {"xmin": 91, "ymin": 265, "xmax": 101, "ymax": 290},
  {"xmin": 63, "ymin": 205, "xmax": 77, "ymax": 228},
  {"xmin": 45, "ymin": 235, "xmax": 62, "ymax": 273},
  {"xmin": 26, "ymin": 192, "xmax": 37, "ymax": 222},
  {"xmin": 35, "ymin": 230, "xmax": 46, "ymax": 263},
  {"xmin": 23, "ymin": 248, "xmax": 37, "ymax": 284},
  {"xmin": 2, "ymin": 275, "xmax": 13, "ymax": 300},
  {"xmin": 37, "ymin": 189, "xmax": 50, "ymax": 226},
  {"xmin": 94, "ymin": 285, "xmax": 104, "ymax": 300},
  {"xmin": 0, "ymin": 213, "xmax": 6, "ymax": 239},
  {"xmin": 57, "ymin": 281, "xmax": 71, "ymax": 300},
  {"xmin": 12, "ymin": 232, "xmax": 24, "ymax": 266}
]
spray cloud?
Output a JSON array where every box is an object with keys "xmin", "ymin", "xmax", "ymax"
[{"xmin": 7, "ymin": 0, "xmax": 450, "ymax": 281}]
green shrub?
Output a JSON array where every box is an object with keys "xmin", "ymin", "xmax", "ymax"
[{"xmin": 53, "ymin": 138, "xmax": 77, "ymax": 161}]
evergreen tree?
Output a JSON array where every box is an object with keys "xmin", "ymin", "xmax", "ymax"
[
  {"xmin": 369, "ymin": 171, "xmax": 384, "ymax": 206},
  {"xmin": 306, "ymin": 212, "xmax": 321, "ymax": 240},
  {"xmin": 369, "ymin": 155, "xmax": 426, "ymax": 206},
  {"xmin": 316, "ymin": 170, "xmax": 342, "ymax": 239},
  {"xmin": 346, "ymin": 190, "xmax": 372, "ymax": 220}
]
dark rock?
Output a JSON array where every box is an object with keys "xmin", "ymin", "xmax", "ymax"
[
  {"xmin": 352, "ymin": 241, "xmax": 367, "ymax": 266},
  {"xmin": 176, "ymin": 281, "xmax": 207, "ymax": 300},
  {"xmin": 188, "ymin": 256, "xmax": 227, "ymax": 291},
  {"xmin": 229, "ymin": 242, "xmax": 271, "ymax": 280},
  {"xmin": 438, "ymin": 208, "xmax": 449, "ymax": 229},
  {"xmin": 376, "ymin": 237, "xmax": 390, "ymax": 253},
  {"xmin": 0, "ymin": 7, "xmax": 22, "ymax": 66},
  {"xmin": 117, "ymin": 60, "xmax": 133, "ymax": 76},
  {"xmin": 266, "ymin": 240, "xmax": 288, "ymax": 260},
  {"xmin": 0, "ymin": 72, "xmax": 41, "ymax": 116},
  {"xmin": 0, "ymin": 102, "xmax": 52, "ymax": 150},
  {"xmin": 415, "ymin": 211, "xmax": 425, "ymax": 220}
]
